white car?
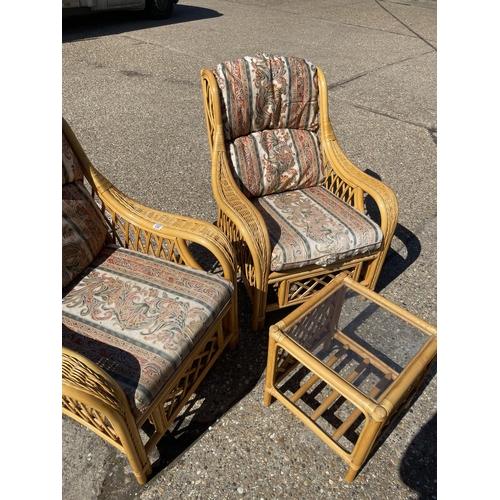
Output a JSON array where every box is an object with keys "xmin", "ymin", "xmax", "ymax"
[{"xmin": 62, "ymin": 0, "xmax": 179, "ymax": 20}]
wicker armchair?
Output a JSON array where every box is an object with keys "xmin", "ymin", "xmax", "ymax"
[
  {"xmin": 201, "ymin": 54, "xmax": 398, "ymax": 331},
  {"xmin": 62, "ymin": 117, "xmax": 238, "ymax": 484}
]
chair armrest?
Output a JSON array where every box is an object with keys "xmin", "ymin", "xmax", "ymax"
[
  {"xmin": 62, "ymin": 346, "xmax": 130, "ymax": 416},
  {"xmin": 322, "ymin": 137, "xmax": 399, "ymax": 245},
  {"xmin": 315, "ymin": 66, "xmax": 398, "ymax": 244},
  {"xmin": 92, "ymin": 164, "xmax": 237, "ymax": 278},
  {"xmin": 62, "ymin": 118, "xmax": 237, "ymax": 287},
  {"xmin": 212, "ymin": 152, "xmax": 272, "ymax": 287},
  {"xmin": 199, "ymin": 70, "xmax": 271, "ymax": 289},
  {"xmin": 62, "ymin": 346, "xmax": 151, "ymax": 477}
]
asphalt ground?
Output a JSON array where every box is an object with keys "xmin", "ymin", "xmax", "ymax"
[{"xmin": 60, "ymin": 1, "xmax": 439, "ymax": 498}]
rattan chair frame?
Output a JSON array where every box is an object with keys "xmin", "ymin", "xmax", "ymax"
[
  {"xmin": 200, "ymin": 64, "xmax": 399, "ymax": 331},
  {"xmin": 62, "ymin": 118, "xmax": 239, "ymax": 484},
  {"xmin": 264, "ymin": 273, "xmax": 437, "ymax": 482}
]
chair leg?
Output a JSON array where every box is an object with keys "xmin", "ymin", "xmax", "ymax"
[
  {"xmin": 63, "ymin": 350, "xmax": 154, "ymax": 485},
  {"xmin": 344, "ymin": 464, "xmax": 360, "ymax": 483},
  {"xmin": 93, "ymin": 408, "xmax": 154, "ymax": 485},
  {"xmin": 362, "ymin": 255, "xmax": 384, "ymax": 290},
  {"xmin": 251, "ymin": 285, "xmax": 268, "ymax": 331},
  {"xmin": 130, "ymin": 460, "xmax": 153, "ymax": 485}
]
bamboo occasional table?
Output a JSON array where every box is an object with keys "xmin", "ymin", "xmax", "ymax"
[{"xmin": 264, "ymin": 273, "xmax": 437, "ymax": 482}]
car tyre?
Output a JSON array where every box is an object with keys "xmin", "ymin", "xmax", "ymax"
[{"xmin": 145, "ymin": 0, "xmax": 174, "ymax": 19}]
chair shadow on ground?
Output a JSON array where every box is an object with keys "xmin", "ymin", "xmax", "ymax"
[
  {"xmin": 150, "ymin": 327, "xmax": 268, "ymax": 469},
  {"xmin": 400, "ymin": 412, "xmax": 437, "ymax": 500},
  {"xmin": 363, "ymin": 169, "xmax": 422, "ymax": 293},
  {"xmin": 62, "ymin": 3, "xmax": 222, "ymax": 43}
]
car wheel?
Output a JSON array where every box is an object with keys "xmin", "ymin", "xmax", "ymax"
[{"xmin": 145, "ymin": 0, "xmax": 174, "ymax": 19}]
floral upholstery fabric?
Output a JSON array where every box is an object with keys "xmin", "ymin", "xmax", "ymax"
[
  {"xmin": 252, "ymin": 186, "xmax": 383, "ymax": 272},
  {"xmin": 214, "ymin": 54, "xmax": 323, "ymax": 197},
  {"xmin": 62, "ymin": 244, "xmax": 234, "ymax": 417},
  {"xmin": 229, "ymin": 128, "xmax": 325, "ymax": 198},
  {"xmin": 62, "ymin": 133, "xmax": 108, "ymax": 287}
]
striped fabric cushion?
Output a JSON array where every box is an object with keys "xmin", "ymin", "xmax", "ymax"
[
  {"xmin": 62, "ymin": 182, "xmax": 108, "ymax": 287},
  {"xmin": 228, "ymin": 128, "xmax": 325, "ymax": 198},
  {"xmin": 62, "ymin": 245, "xmax": 234, "ymax": 417},
  {"xmin": 62, "ymin": 133, "xmax": 107, "ymax": 287},
  {"xmin": 252, "ymin": 186, "xmax": 383, "ymax": 272},
  {"xmin": 62, "ymin": 132, "xmax": 83, "ymax": 184},
  {"xmin": 214, "ymin": 54, "xmax": 323, "ymax": 197},
  {"xmin": 214, "ymin": 53, "xmax": 319, "ymax": 140}
]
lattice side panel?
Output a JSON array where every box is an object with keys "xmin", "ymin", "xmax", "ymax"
[
  {"xmin": 160, "ymin": 329, "xmax": 222, "ymax": 424},
  {"xmin": 218, "ymin": 211, "xmax": 257, "ymax": 287},
  {"xmin": 63, "ymin": 396, "xmax": 122, "ymax": 444},
  {"xmin": 88, "ymin": 188, "xmax": 185, "ymax": 264},
  {"xmin": 323, "ymin": 164, "xmax": 357, "ymax": 206},
  {"xmin": 288, "ymin": 272, "xmax": 339, "ymax": 303},
  {"xmin": 218, "ymin": 212, "xmax": 244, "ymax": 263},
  {"xmin": 281, "ymin": 269, "xmax": 360, "ymax": 308},
  {"xmin": 111, "ymin": 213, "xmax": 183, "ymax": 263}
]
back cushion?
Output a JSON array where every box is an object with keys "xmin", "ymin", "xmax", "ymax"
[
  {"xmin": 214, "ymin": 54, "xmax": 319, "ymax": 140},
  {"xmin": 229, "ymin": 128, "xmax": 324, "ymax": 198},
  {"xmin": 62, "ymin": 133, "xmax": 107, "ymax": 287},
  {"xmin": 213, "ymin": 54, "xmax": 324, "ymax": 197},
  {"xmin": 62, "ymin": 132, "xmax": 83, "ymax": 184}
]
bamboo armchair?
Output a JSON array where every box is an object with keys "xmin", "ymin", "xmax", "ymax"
[
  {"xmin": 62, "ymin": 117, "xmax": 238, "ymax": 484},
  {"xmin": 201, "ymin": 54, "xmax": 398, "ymax": 331}
]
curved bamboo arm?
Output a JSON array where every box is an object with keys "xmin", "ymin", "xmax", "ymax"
[
  {"xmin": 316, "ymin": 67, "xmax": 399, "ymax": 239},
  {"xmin": 214, "ymin": 153, "xmax": 271, "ymax": 285},
  {"xmin": 200, "ymin": 70, "xmax": 272, "ymax": 294},
  {"xmin": 324, "ymin": 139, "xmax": 399, "ymax": 241},
  {"xmin": 316, "ymin": 67, "xmax": 399, "ymax": 285},
  {"xmin": 63, "ymin": 116, "xmax": 239, "ymax": 334},
  {"xmin": 62, "ymin": 346, "xmax": 131, "ymax": 417},
  {"xmin": 97, "ymin": 168, "xmax": 237, "ymax": 280},
  {"xmin": 62, "ymin": 117, "xmax": 238, "ymax": 287},
  {"xmin": 62, "ymin": 347, "xmax": 152, "ymax": 483}
]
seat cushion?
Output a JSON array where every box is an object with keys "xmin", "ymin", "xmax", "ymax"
[
  {"xmin": 252, "ymin": 186, "xmax": 383, "ymax": 272},
  {"xmin": 229, "ymin": 128, "xmax": 325, "ymax": 197},
  {"xmin": 62, "ymin": 244, "xmax": 234, "ymax": 417}
]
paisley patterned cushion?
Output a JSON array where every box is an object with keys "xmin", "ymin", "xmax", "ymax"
[
  {"xmin": 62, "ymin": 245, "xmax": 234, "ymax": 417},
  {"xmin": 62, "ymin": 132, "xmax": 108, "ymax": 287},
  {"xmin": 62, "ymin": 182, "xmax": 108, "ymax": 288},
  {"xmin": 252, "ymin": 186, "xmax": 383, "ymax": 272},
  {"xmin": 214, "ymin": 54, "xmax": 322, "ymax": 197},
  {"xmin": 228, "ymin": 128, "xmax": 325, "ymax": 198},
  {"xmin": 214, "ymin": 54, "xmax": 319, "ymax": 140},
  {"xmin": 62, "ymin": 132, "xmax": 83, "ymax": 185}
]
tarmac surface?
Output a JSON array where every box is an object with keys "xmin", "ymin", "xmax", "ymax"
[{"xmin": 62, "ymin": 1, "xmax": 437, "ymax": 498}]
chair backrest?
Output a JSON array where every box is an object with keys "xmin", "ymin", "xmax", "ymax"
[
  {"xmin": 213, "ymin": 54, "xmax": 325, "ymax": 198},
  {"xmin": 62, "ymin": 131, "xmax": 108, "ymax": 287}
]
